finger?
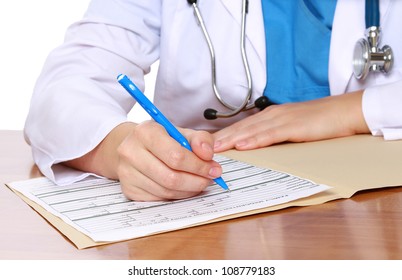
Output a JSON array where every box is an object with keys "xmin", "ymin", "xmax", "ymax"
[
  {"xmin": 129, "ymin": 142, "xmax": 214, "ymax": 193},
  {"xmin": 129, "ymin": 122, "xmax": 219, "ymax": 190},
  {"xmin": 182, "ymin": 129, "xmax": 215, "ymax": 161},
  {"xmin": 213, "ymin": 117, "xmax": 267, "ymax": 152},
  {"xmin": 119, "ymin": 165, "xmax": 201, "ymax": 201},
  {"xmin": 231, "ymin": 125, "xmax": 291, "ymax": 150},
  {"xmin": 213, "ymin": 105, "xmax": 294, "ymax": 152},
  {"xmin": 139, "ymin": 124, "xmax": 222, "ymax": 180}
]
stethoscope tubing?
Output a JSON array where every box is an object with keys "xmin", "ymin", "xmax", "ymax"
[
  {"xmin": 190, "ymin": 0, "xmax": 255, "ymax": 118},
  {"xmin": 366, "ymin": 0, "xmax": 380, "ymax": 28}
]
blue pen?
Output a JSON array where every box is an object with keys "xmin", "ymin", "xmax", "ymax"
[{"xmin": 117, "ymin": 74, "xmax": 230, "ymax": 191}]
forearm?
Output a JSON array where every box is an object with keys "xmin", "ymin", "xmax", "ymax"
[{"xmin": 64, "ymin": 122, "xmax": 137, "ymax": 180}]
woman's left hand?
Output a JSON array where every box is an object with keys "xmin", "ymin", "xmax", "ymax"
[{"xmin": 213, "ymin": 90, "xmax": 370, "ymax": 152}]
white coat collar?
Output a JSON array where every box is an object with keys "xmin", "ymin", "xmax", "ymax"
[{"xmin": 329, "ymin": 0, "xmax": 392, "ymax": 95}]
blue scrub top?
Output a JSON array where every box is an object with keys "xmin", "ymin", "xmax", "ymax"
[{"xmin": 261, "ymin": 0, "xmax": 338, "ymax": 104}]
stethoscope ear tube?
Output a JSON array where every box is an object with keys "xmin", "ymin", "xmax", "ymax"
[{"xmin": 254, "ymin": 96, "xmax": 274, "ymax": 110}]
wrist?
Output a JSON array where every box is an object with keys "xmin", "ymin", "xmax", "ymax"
[
  {"xmin": 64, "ymin": 122, "xmax": 137, "ymax": 179},
  {"xmin": 341, "ymin": 90, "xmax": 370, "ymax": 135}
]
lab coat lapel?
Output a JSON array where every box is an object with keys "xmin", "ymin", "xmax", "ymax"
[
  {"xmin": 329, "ymin": 0, "xmax": 363, "ymax": 95},
  {"xmin": 329, "ymin": 0, "xmax": 392, "ymax": 95},
  {"xmin": 220, "ymin": 0, "xmax": 266, "ymax": 69}
]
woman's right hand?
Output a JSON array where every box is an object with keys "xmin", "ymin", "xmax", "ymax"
[
  {"xmin": 116, "ymin": 121, "xmax": 223, "ymax": 201},
  {"xmin": 65, "ymin": 121, "xmax": 223, "ymax": 201}
]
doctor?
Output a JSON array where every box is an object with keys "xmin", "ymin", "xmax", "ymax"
[{"xmin": 25, "ymin": 0, "xmax": 402, "ymax": 201}]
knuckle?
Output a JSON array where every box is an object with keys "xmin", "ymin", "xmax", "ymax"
[
  {"xmin": 163, "ymin": 171, "xmax": 183, "ymax": 189},
  {"xmin": 200, "ymin": 163, "xmax": 213, "ymax": 177},
  {"xmin": 116, "ymin": 165, "xmax": 130, "ymax": 182},
  {"xmin": 121, "ymin": 187, "xmax": 146, "ymax": 201},
  {"xmin": 160, "ymin": 189, "xmax": 177, "ymax": 200},
  {"xmin": 119, "ymin": 180, "xmax": 138, "ymax": 200},
  {"xmin": 116, "ymin": 144, "xmax": 130, "ymax": 161},
  {"xmin": 247, "ymin": 122, "xmax": 262, "ymax": 134},
  {"xmin": 132, "ymin": 122, "xmax": 151, "ymax": 142},
  {"xmin": 264, "ymin": 128, "xmax": 278, "ymax": 140},
  {"xmin": 195, "ymin": 130, "xmax": 212, "ymax": 141},
  {"xmin": 166, "ymin": 149, "xmax": 186, "ymax": 169},
  {"xmin": 120, "ymin": 184, "xmax": 133, "ymax": 199},
  {"xmin": 133, "ymin": 121, "xmax": 160, "ymax": 144},
  {"xmin": 193, "ymin": 178, "xmax": 210, "ymax": 192}
]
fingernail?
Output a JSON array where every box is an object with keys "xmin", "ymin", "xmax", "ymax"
[{"xmin": 209, "ymin": 166, "xmax": 221, "ymax": 178}]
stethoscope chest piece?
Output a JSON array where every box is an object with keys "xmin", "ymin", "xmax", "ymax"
[
  {"xmin": 353, "ymin": 26, "xmax": 393, "ymax": 80},
  {"xmin": 353, "ymin": 0, "xmax": 394, "ymax": 80}
]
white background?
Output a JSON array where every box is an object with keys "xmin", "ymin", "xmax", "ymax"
[{"xmin": 0, "ymin": 1, "xmax": 152, "ymax": 131}]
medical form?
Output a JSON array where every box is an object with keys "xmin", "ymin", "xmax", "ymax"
[{"xmin": 8, "ymin": 155, "xmax": 330, "ymax": 242}]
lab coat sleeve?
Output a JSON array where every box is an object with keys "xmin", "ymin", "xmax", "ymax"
[
  {"xmin": 24, "ymin": 0, "xmax": 161, "ymax": 185},
  {"xmin": 362, "ymin": 78, "xmax": 402, "ymax": 140},
  {"xmin": 360, "ymin": 0, "xmax": 402, "ymax": 141}
]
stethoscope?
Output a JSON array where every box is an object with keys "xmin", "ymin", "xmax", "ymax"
[
  {"xmin": 353, "ymin": 0, "xmax": 393, "ymax": 80},
  {"xmin": 188, "ymin": 0, "xmax": 394, "ymax": 120},
  {"xmin": 188, "ymin": 0, "xmax": 271, "ymax": 120}
]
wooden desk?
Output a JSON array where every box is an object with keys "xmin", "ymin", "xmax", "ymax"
[{"xmin": 1, "ymin": 130, "xmax": 401, "ymax": 259}]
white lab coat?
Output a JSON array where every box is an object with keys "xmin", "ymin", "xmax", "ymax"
[{"xmin": 24, "ymin": 0, "xmax": 402, "ymax": 185}]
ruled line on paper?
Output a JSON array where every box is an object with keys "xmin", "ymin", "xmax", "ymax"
[{"xmin": 8, "ymin": 155, "xmax": 331, "ymax": 242}]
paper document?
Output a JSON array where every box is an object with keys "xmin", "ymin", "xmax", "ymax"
[{"xmin": 8, "ymin": 155, "xmax": 330, "ymax": 242}]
